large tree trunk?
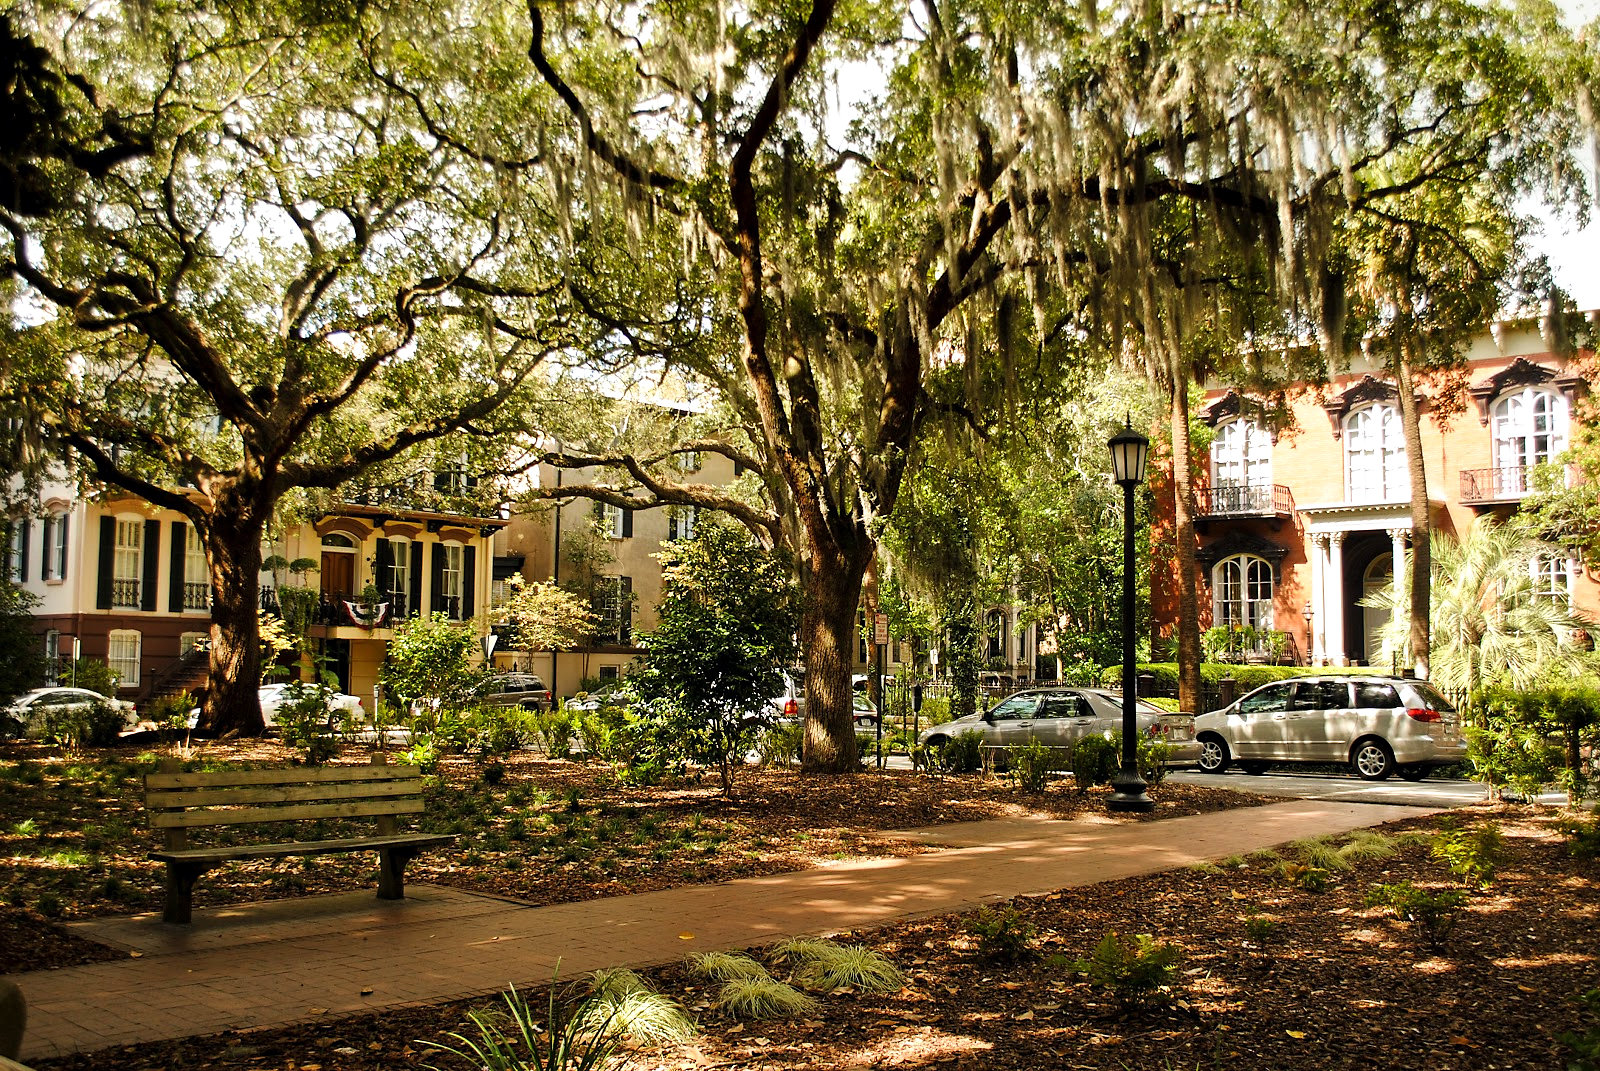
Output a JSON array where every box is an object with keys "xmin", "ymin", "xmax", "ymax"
[
  {"xmin": 196, "ymin": 503, "xmax": 269, "ymax": 737},
  {"xmin": 1394, "ymin": 355, "xmax": 1431, "ymax": 679},
  {"xmin": 1168, "ymin": 388, "xmax": 1203, "ymax": 716},
  {"xmin": 800, "ymin": 542, "xmax": 868, "ymax": 774}
]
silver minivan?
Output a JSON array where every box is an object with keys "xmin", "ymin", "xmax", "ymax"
[{"xmin": 1192, "ymin": 675, "xmax": 1465, "ymax": 781}]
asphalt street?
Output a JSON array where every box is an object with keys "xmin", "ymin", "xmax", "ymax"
[{"xmin": 1164, "ymin": 767, "xmax": 1567, "ymax": 807}]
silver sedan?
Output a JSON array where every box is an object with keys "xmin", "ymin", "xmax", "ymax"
[{"xmin": 917, "ymin": 687, "xmax": 1199, "ymax": 762}]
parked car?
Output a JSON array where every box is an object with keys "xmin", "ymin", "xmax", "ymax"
[
  {"xmin": 770, "ymin": 669, "xmax": 806, "ymax": 722},
  {"xmin": 474, "ymin": 673, "xmax": 553, "ymax": 712},
  {"xmin": 3, "ymin": 687, "xmax": 138, "ymax": 736},
  {"xmin": 851, "ymin": 692, "xmax": 880, "ymax": 731},
  {"xmin": 257, "ymin": 683, "xmax": 365, "ymax": 728},
  {"xmin": 917, "ymin": 687, "xmax": 1199, "ymax": 764},
  {"xmin": 1191, "ymin": 675, "xmax": 1465, "ymax": 781}
]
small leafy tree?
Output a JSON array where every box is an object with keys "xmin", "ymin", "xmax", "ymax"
[
  {"xmin": 0, "ymin": 583, "xmax": 45, "ymax": 703},
  {"xmin": 502, "ymin": 578, "xmax": 597, "ymax": 654},
  {"xmin": 382, "ymin": 613, "xmax": 478, "ymax": 713},
  {"xmin": 629, "ymin": 519, "xmax": 799, "ymax": 795}
]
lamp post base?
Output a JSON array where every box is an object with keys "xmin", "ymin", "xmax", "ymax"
[{"xmin": 1106, "ymin": 768, "xmax": 1155, "ymax": 813}]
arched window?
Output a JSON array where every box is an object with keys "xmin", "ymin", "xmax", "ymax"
[
  {"xmin": 321, "ymin": 533, "xmax": 357, "ymax": 549},
  {"xmin": 1212, "ymin": 419, "xmax": 1271, "ymax": 488},
  {"xmin": 1214, "ymin": 555, "xmax": 1274, "ymax": 630},
  {"xmin": 1344, "ymin": 404, "xmax": 1407, "ymax": 502},
  {"xmin": 1493, "ymin": 388, "xmax": 1568, "ymax": 493}
]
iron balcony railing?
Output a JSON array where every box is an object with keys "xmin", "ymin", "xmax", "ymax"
[
  {"xmin": 1197, "ymin": 481, "xmax": 1294, "ymax": 519},
  {"xmin": 1460, "ymin": 465, "xmax": 1532, "ymax": 504},
  {"xmin": 183, "ymin": 581, "xmax": 210, "ymax": 611},
  {"xmin": 111, "ymin": 577, "xmax": 141, "ymax": 608}
]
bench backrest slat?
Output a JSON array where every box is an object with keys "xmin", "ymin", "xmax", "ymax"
[
  {"xmin": 145, "ymin": 765, "xmax": 422, "ymax": 790},
  {"xmin": 150, "ymin": 797, "xmax": 426, "ymax": 828},
  {"xmin": 147, "ymin": 778, "xmax": 423, "ymax": 810}
]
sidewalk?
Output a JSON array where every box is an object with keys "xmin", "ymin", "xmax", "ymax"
[{"xmin": 10, "ymin": 798, "xmax": 1434, "ymax": 1061}]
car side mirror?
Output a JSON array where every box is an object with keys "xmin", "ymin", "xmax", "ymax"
[{"xmin": 981, "ymin": 710, "xmax": 996, "ymax": 724}]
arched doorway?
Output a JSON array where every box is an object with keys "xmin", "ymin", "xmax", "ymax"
[{"xmin": 1361, "ymin": 552, "xmax": 1393, "ymax": 667}]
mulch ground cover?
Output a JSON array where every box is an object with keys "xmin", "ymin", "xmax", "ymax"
[
  {"xmin": 25, "ymin": 805, "xmax": 1600, "ymax": 1071},
  {"xmin": 0, "ymin": 738, "xmax": 1264, "ymax": 973}
]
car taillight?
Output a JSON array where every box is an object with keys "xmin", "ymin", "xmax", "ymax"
[
  {"xmin": 1406, "ymin": 708, "xmax": 1441, "ymax": 722},
  {"xmin": 784, "ymin": 699, "xmax": 798, "ymax": 718}
]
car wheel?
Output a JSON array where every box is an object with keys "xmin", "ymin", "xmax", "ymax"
[
  {"xmin": 1351, "ymin": 738, "xmax": 1396, "ymax": 781},
  {"xmin": 1397, "ymin": 764, "xmax": 1427, "ymax": 782},
  {"xmin": 1239, "ymin": 760, "xmax": 1271, "ymax": 776},
  {"xmin": 1197, "ymin": 735, "xmax": 1230, "ymax": 774}
]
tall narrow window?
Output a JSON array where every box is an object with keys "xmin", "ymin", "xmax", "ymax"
[
  {"xmin": 1211, "ymin": 418, "xmax": 1271, "ymax": 509},
  {"xmin": 595, "ymin": 575, "xmax": 632, "ymax": 643},
  {"xmin": 985, "ymin": 609, "xmax": 1006, "ymax": 660},
  {"xmin": 184, "ymin": 526, "xmax": 209, "ymax": 609},
  {"xmin": 1214, "ymin": 554, "xmax": 1275, "ymax": 630},
  {"xmin": 600, "ymin": 502, "xmax": 627, "ymax": 539},
  {"xmin": 107, "ymin": 629, "xmax": 141, "ymax": 686},
  {"xmin": 113, "ymin": 519, "xmax": 143, "ymax": 607},
  {"xmin": 440, "ymin": 543, "xmax": 463, "ymax": 619},
  {"xmin": 387, "ymin": 538, "xmax": 411, "ymax": 608},
  {"xmin": 6, "ymin": 522, "xmax": 23, "ymax": 582},
  {"xmin": 1493, "ymin": 388, "xmax": 1569, "ymax": 496},
  {"xmin": 1345, "ymin": 404, "xmax": 1407, "ymax": 502},
  {"xmin": 44, "ymin": 513, "xmax": 68, "ymax": 580},
  {"xmin": 43, "ymin": 629, "xmax": 60, "ymax": 685}
]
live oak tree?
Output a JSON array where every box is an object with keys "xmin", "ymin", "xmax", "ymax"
[
  {"xmin": 508, "ymin": 0, "xmax": 1593, "ymax": 746},
  {"xmin": 0, "ymin": 4, "xmax": 588, "ymax": 734}
]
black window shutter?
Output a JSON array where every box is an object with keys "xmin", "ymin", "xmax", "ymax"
[
  {"xmin": 592, "ymin": 500, "xmax": 604, "ymax": 522},
  {"xmin": 408, "ymin": 543, "xmax": 423, "ymax": 618},
  {"xmin": 141, "ymin": 519, "xmax": 160, "ymax": 611},
  {"xmin": 57, "ymin": 514, "xmax": 68, "ymax": 581},
  {"xmin": 620, "ymin": 576, "xmax": 632, "ymax": 643},
  {"xmin": 375, "ymin": 538, "xmax": 393, "ymax": 595},
  {"xmin": 462, "ymin": 546, "xmax": 477, "ymax": 620},
  {"xmin": 16, "ymin": 519, "xmax": 28, "ymax": 582},
  {"xmin": 96, "ymin": 516, "xmax": 114, "ymax": 609},
  {"xmin": 169, "ymin": 522, "xmax": 186, "ymax": 611},
  {"xmin": 40, "ymin": 516, "xmax": 52, "ymax": 579},
  {"xmin": 430, "ymin": 543, "xmax": 444, "ymax": 614},
  {"xmin": 621, "ymin": 509, "xmax": 633, "ymax": 538},
  {"xmin": 667, "ymin": 511, "xmax": 678, "ymax": 541}
]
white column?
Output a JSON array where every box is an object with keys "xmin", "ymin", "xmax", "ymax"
[
  {"xmin": 1310, "ymin": 533, "xmax": 1327, "ymax": 664},
  {"xmin": 1387, "ymin": 527, "xmax": 1409, "ymax": 674},
  {"xmin": 1327, "ymin": 531, "xmax": 1347, "ymax": 666}
]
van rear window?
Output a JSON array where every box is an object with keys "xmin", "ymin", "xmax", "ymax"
[{"xmin": 1410, "ymin": 683, "xmax": 1456, "ymax": 713}]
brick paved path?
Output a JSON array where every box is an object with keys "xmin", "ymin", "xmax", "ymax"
[{"xmin": 8, "ymin": 799, "xmax": 1432, "ymax": 1061}]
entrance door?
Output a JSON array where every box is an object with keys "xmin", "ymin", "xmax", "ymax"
[
  {"xmin": 1362, "ymin": 553, "xmax": 1393, "ymax": 667},
  {"xmin": 321, "ymin": 552, "xmax": 355, "ymax": 599}
]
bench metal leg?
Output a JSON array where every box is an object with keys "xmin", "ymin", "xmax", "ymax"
[
  {"xmin": 163, "ymin": 862, "xmax": 210, "ymax": 924},
  {"xmin": 377, "ymin": 846, "xmax": 420, "ymax": 900}
]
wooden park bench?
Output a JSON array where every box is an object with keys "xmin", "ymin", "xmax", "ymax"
[{"xmin": 144, "ymin": 757, "xmax": 454, "ymax": 924}]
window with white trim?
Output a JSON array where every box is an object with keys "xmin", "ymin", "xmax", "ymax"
[
  {"xmin": 667, "ymin": 505, "xmax": 698, "ymax": 542},
  {"xmin": 595, "ymin": 575, "xmax": 632, "ymax": 644},
  {"xmin": 112, "ymin": 519, "xmax": 143, "ymax": 607},
  {"xmin": 600, "ymin": 502, "xmax": 626, "ymax": 539},
  {"xmin": 184, "ymin": 525, "xmax": 209, "ymax": 610},
  {"xmin": 1211, "ymin": 419, "xmax": 1271, "ymax": 489},
  {"xmin": 6, "ymin": 522, "xmax": 22, "ymax": 582},
  {"xmin": 1493, "ymin": 388, "xmax": 1568, "ymax": 489},
  {"xmin": 387, "ymin": 538, "xmax": 411, "ymax": 603},
  {"xmin": 440, "ymin": 543, "xmax": 463, "ymax": 619},
  {"xmin": 1345, "ymin": 404, "xmax": 1408, "ymax": 502},
  {"xmin": 179, "ymin": 631, "xmax": 208, "ymax": 656},
  {"xmin": 1531, "ymin": 553, "xmax": 1572, "ymax": 604},
  {"xmin": 43, "ymin": 629, "xmax": 59, "ymax": 685},
  {"xmin": 1214, "ymin": 554, "xmax": 1275, "ymax": 630},
  {"xmin": 44, "ymin": 512, "xmax": 68, "ymax": 581},
  {"xmin": 107, "ymin": 629, "xmax": 141, "ymax": 686}
]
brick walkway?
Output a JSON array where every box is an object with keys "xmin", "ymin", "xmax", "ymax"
[{"xmin": 9, "ymin": 799, "xmax": 1433, "ymax": 1061}]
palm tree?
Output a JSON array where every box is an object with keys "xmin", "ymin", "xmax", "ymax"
[{"xmin": 1364, "ymin": 518, "xmax": 1598, "ymax": 701}]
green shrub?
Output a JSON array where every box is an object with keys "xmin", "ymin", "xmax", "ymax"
[
  {"xmin": 271, "ymin": 682, "xmax": 343, "ymax": 765},
  {"xmin": 964, "ymin": 904, "xmax": 1036, "ymax": 961},
  {"xmin": 936, "ymin": 729, "xmax": 985, "ymax": 773},
  {"xmin": 537, "ymin": 709, "xmax": 577, "ymax": 759},
  {"xmin": 1558, "ymin": 811, "xmax": 1600, "ymax": 861},
  {"xmin": 1007, "ymin": 739, "xmax": 1060, "ymax": 792},
  {"xmin": 918, "ymin": 696, "xmax": 950, "ymax": 725},
  {"xmin": 1289, "ymin": 836, "xmax": 1350, "ymax": 872},
  {"xmin": 1279, "ymin": 861, "xmax": 1330, "ymax": 893},
  {"xmin": 1109, "ymin": 730, "xmax": 1173, "ymax": 785},
  {"xmin": 460, "ymin": 706, "xmax": 535, "ymax": 758},
  {"xmin": 423, "ymin": 983, "xmax": 617, "ymax": 1071},
  {"xmin": 685, "ymin": 951, "xmax": 769, "ymax": 983},
  {"xmin": 1560, "ymin": 988, "xmax": 1600, "ymax": 1071},
  {"xmin": 1431, "ymin": 823, "xmax": 1504, "ymax": 888},
  {"xmin": 1070, "ymin": 735, "xmax": 1118, "ymax": 792},
  {"xmin": 781, "ymin": 941, "xmax": 903, "ymax": 994},
  {"xmin": 36, "ymin": 697, "xmax": 127, "ymax": 751},
  {"xmin": 1243, "ymin": 914, "xmax": 1278, "ymax": 944},
  {"xmin": 755, "ymin": 723, "xmax": 803, "ymax": 767},
  {"xmin": 577, "ymin": 969, "xmax": 696, "ymax": 1047},
  {"xmin": 1366, "ymin": 882, "xmax": 1467, "ymax": 950},
  {"xmin": 1071, "ymin": 932, "xmax": 1183, "ymax": 1012},
  {"xmin": 399, "ymin": 734, "xmax": 442, "ymax": 773},
  {"xmin": 715, "ymin": 976, "xmax": 816, "ymax": 1020}
]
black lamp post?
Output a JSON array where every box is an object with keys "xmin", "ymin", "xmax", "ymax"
[{"xmin": 1107, "ymin": 417, "xmax": 1154, "ymax": 813}]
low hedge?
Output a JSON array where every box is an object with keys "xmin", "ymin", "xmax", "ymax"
[{"xmin": 1099, "ymin": 662, "xmax": 1389, "ymax": 697}]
